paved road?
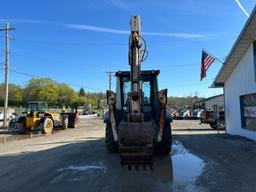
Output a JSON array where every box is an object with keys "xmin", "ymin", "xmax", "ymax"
[{"xmin": 0, "ymin": 118, "xmax": 256, "ymax": 192}]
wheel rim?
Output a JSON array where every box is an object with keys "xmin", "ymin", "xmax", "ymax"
[
  {"xmin": 217, "ymin": 121, "xmax": 225, "ymax": 129},
  {"xmin": 44, "ymin": 120, "xmax": 53, "ymax": 134}
]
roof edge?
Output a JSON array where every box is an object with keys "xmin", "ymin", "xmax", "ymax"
[{"xmin": 213, "ymin": 5, "xmax": 256, "ymax": 84}]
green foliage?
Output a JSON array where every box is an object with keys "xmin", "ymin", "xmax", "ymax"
[
  {"xmin": 0, "ymin": 83, "xmax": 23, "ymax": 105},
  {"xmin": 24, "ymin": 78, "xmax": 58, "ymax": 102},
  {"xmin": 0, "ymin": 78, "xmax": 106, "ymax": 108}
]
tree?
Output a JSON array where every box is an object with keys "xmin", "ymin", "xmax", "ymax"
[
  {"xmin": 24, "ymin": 78, "xmax": 58, "ymax": 103},
  {"xmin": 58, "ymin": 83, "xmax": 79, "ymax": 106},
  {"xmin": 0, "ymin": 78, "xmax": 108, "ymax": 108},
  {"xmin": 0, "ymin": 83, "xmax": 23, "ymax": 105},
  {"xmin": 79, "ymin": 88, "xmax": 86, "ymax": 97}
]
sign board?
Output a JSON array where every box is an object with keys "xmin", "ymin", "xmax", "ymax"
[{"xmin": 244, "ymin": 106, "xmax": 256, "ymax": 118}]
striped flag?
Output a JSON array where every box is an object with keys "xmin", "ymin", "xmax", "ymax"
[{"xmin": 200, "ymin": 50, "xmax": 215, "ymax": 81}]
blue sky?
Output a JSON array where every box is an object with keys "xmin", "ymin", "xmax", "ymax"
[{"xmin": 0, "ymin": 0, "xmax": 255, "ymax": 97}]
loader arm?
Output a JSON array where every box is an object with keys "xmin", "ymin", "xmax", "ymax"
[{"xmin": 128, "ymin": 16, "xmax": 144, "ymax": 122}]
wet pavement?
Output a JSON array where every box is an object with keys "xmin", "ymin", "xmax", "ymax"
[
  {"xmin": 0, "ymin": 130, "xmax": 57, "ymax": 144},
  {"xmin": 48, "ymin": 139, "xmax": 206, "ymax": 191},
  {"xmin": 0, "ymin": 119, "xmax": 256, "ymax": 192}
]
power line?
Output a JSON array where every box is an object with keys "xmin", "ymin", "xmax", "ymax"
[
  {"xmin": 0, "ymin": 63, "xmax": 215, "ymax": 87},
  {"xmin": 0, "ymin": 64, "xmax": 104, "ymax": 92}
]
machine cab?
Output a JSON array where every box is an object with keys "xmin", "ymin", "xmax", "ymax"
[
  {"xmin": 26, "ymin": 102, "xmax": 48, "ymax": 113},
  {"xmin": 115, "ymin": 70, "xmax": 160, "ymax": 121}
]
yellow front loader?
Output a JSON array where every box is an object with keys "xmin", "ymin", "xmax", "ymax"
[{"xmin": 17, "ymin": 101, "xmax": 79, "ymax": 134}]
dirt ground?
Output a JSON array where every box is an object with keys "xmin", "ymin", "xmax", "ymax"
[{"xmin": 0, "ymin": 118, "xmax": 256, "ymax": 192}]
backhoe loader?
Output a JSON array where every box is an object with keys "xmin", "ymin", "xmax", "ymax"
[{"xmin": 104, "ymin": 16, "xmax": 172, "ymax": 170}]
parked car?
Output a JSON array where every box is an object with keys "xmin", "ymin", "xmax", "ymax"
[
  {"xmin": 0, "ymin": 111, "xmax": 17, "ymax": 127},
  {"xmin": 197, "ymin": 109, "xmax": 204, "ymax": 119},
  {"xmin": 77, "ymin": 106, "xmax": 85, "ymax": 115},
  {"xmin": 200, "ymin": 110, "xmax": 225, "ymax": 130},
  {"xmin": 83, "ymin": 109, "xmax": 96, "ymax": 115}
]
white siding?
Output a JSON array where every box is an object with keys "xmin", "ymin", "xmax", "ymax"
[
  {"xmin": 225, "ymin": 44, "xmax": 256, "ymax": 140},
  {"xmin": 205, "ymin": 95, "xmax": 224, "ymax": 109}
]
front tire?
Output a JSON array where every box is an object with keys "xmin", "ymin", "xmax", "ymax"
[
  {"xmin": 155, "ymin": 122, "xmax": 172, "ymax": 155},
  {"xmin": 105, "ymin": 123, "xmax": 118, "ymax": 153},
  {"xmin": 40, "ymin": 118, "xmax": 53, "ymax": 134}
]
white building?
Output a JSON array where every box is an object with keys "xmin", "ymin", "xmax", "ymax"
[
  {"xmin": 195, "ymin": 94, "xmax": 224, "ymax": 110},
  {"xmin": 213, "ymin": 7, "xmax": 256, "ymax": 140}
]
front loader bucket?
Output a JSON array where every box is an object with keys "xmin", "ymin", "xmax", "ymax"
[
  {"xmin": 118, "ymin": 120, "xmax": 156, "ymax": 170},
  {"xmin": 61, "ymin": 113, "xmax": 80, "ymax": 128}
]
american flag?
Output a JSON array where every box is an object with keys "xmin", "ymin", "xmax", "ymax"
[{"xmin": 200, "ymin": 50, "xmax": 215, "ymax": 81}]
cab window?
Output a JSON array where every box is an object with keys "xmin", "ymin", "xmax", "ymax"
[
  {"xmin": 38, "ymin": 103, "xmax": 48, "ymax": 112},
  {"xmin": 27, "ymin": 103, "xmax": 38, "ymax": 112}
]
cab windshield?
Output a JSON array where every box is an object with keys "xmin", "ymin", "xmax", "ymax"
[
  {"xmin": 27, "ymin": 103, "xmax": 48, "ymax": 112},
  {"xmin": 122, "ymin": 78, "xmax": 151, "ymax": 106}
]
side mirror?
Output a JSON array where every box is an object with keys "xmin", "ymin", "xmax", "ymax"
[
  {"xmin": 107, "ymin": 90, "xmax": 116, "ymax": 105},
  {"xmin": 158, "ymin": 89, "xmax": 167, "ymax": 104}
]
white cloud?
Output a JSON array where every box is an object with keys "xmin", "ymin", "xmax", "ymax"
[
  {"xmin": 65, "ymin": 23, "xmax": 130, "ymax": 35},
  {"xmin": 8, "ymin": 19, "xmax": 229, "ymax": 40},
  {"xmin": 235, "ymin": 0, "xmax": 249, "ymax": 17},
  {"xmin": 65, "ymin": 23, "xmax": 205, "ymax": 39},
  {"xmin": 142, "ymin": 32, "xmax": 204, "ymax": 39}
]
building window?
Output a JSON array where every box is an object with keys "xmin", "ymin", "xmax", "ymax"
[{"xmin": 240, "ymin": 93, "xmax": 256, "ymax": 131}]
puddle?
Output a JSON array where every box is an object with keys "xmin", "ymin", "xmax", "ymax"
[
  {"xmin": 0, "ymin": 130, "xmax": 61, "ymax": 144},
  {"xmin": 52, "ymin": 162, "xmax": 106, "ymax": 183},
  {"xmin": 170, "ymin": 140, "xmax": 206, "ymax": 191},
  {"xmin": 0, "ymin": 133, "xmax": 42, "ymax": 144},
  {"xmin": 58, "ymin": 163, "xmax": 106, "ymax": 173},
  {"xmin": 147, "ymin": 140, "xmax": 206, "ymax": 191}
]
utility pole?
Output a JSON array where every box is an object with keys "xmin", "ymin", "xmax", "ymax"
[
  {"xmin": 0, "ymin": 20, "xmax": 15, "ymax": 128},
  {"xmin": 106, "ymin": 71, "xmax": 115, "ymax": 91}
]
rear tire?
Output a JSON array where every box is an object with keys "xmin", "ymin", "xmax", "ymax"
[
  {"xmin": 105, "ymin": 123, "xmax": 118, "ymax": 153},
  {"xmin": 155, "ymin": 122, "xmax": 172, "ymax": 155},
  {"xmin": 217, "ymin": 119, "xmax": 225, "ymax": 130},
  {"xmin": 210, "ymin": 123, "xmax": 216, "ymax": 129}
]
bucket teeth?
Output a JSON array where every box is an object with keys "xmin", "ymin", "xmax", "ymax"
[
  {"xmin": 120, "ymin": 153, "xmax": 153, "ymax": 171},
  {"xmin": 124, "ymin": 164, "xmax": 153, "ymax": 171}
]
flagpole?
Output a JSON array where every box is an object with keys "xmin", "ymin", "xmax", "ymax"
[{"xmin": 202, "ymin": 48, "xmax": 225, "ymax": 64}]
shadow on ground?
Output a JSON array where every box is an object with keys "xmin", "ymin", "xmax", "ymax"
[{"xmin": 1, "ymin": 129, "xmax": 256, "ymax": 192}]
